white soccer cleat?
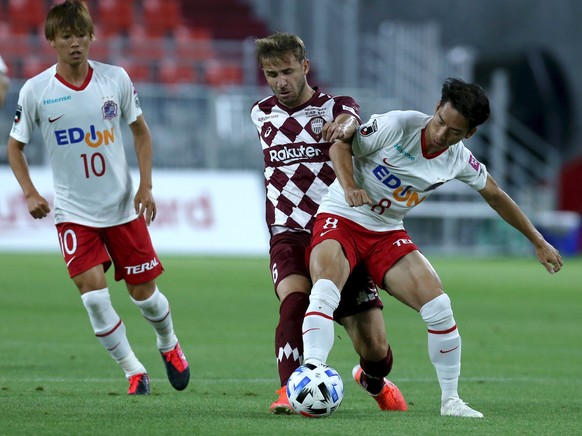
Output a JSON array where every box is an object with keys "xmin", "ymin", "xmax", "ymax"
[{"xmin": 440, "ymin": 397, "xmax": 484, "ymax": 418}]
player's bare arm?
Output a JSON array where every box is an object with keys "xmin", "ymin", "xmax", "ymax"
[
  {"xmin": 479, "ymin": 174, "xmax": 563, "ymax": 274},
  {"xmin": 130, "ymin": 115, "xmax": 156, "ymax": 224},
  {"xmin": 322, "ymin": 113, "xmax": 359, "ymax": 143},
  {"xmin": 329, "ymin": 140, "xmax": 371, "ymax": 207},
  {"xmin": 7, "ymin": 137, "xmax": 51, "ymax": 219}
]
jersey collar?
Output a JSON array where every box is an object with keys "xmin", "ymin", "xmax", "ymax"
[{"xmin": 55, "ymin": 65, "xmax": 94, "ymax": 91}]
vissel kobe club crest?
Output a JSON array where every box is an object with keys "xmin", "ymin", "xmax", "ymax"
[
  {"xmin": 305, "ymin": 116, "xmax": 325, "ymax": 140},
  {"xmin": 102, "ymin": 100, "xmax": 118, "ymax": 120},
  {"xmin": 310, "ymin": 117, "xmax": 324, "ymax": 135}
]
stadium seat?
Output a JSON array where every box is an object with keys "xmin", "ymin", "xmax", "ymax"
[
  {"xmin": 0, "ymin": 31, "xmax": 35, "ymax": 78},
  {"xmin": 126, "ymin": 24, "xmax": 166, "ymax": 61},
  {"xmin": 142, "ymin": 0, "xmax": 182, "ymax": 37},
  {"xmin": 95, "ymin": 0, "xmax": 135, "ymax": 37},
  {"xmin": 180, "ymin": 0, "xmax": 269, "ymax": 40},
  {"xmin": 89, "ymin": 38, "xmax": 112, "ymax": 63},
  {"xmin": 7, "ymin": 0, "xmax": 46, "ymax": 35},
  {"xmin": 89, "ymin": 26, "xmax": 113, "ymax": 63},
  {"xmin": 173, "ymin": 25, "xmax": 215, "ymax": 62},
  {"xmin": 204, "ymin": 59, "xmax": 243, "ymax": 87},
  {"xmin": 22, "ymin": 55, "xmax": 54, "ymax": 78},
  {"xmin": 158, "ymin": 58, "xmax": 197, "ymax": 86},
  {"xmin": 116, "ymin": 58, "xmax": 152, "ymax": 84}
]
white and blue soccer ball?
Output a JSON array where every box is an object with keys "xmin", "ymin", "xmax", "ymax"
[{"xmin": 286, "ymin": 363, "xmax": 344, "ymax": 418}]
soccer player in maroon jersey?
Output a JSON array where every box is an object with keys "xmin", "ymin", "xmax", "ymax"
[{"xmin": 251, "ymin": 32, "xmax": 406, "ymax": 414}]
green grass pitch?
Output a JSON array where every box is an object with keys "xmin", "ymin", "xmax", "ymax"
[{"xmin": 0, "ymin": 253, "xmax": 580, "ymax": 435}]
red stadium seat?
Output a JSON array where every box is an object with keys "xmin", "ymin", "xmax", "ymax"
[
  {"xmin": 1, "ymin": 31, "xmax": 35, "ymax": 78},
  {"xmin": 116, "ymin": 58, "xmax": 152, "ymax": 84},
  {"xmin": 204, "ymin": 59, "xmax": 243, "ymax": 87},
  {"xmin": 95, "ymin": 0, "xmax": 135, "ymax": 37},
  {"xmin": 87, "ymin": 28, "xmax": 112, "ymax": 63},
  {"xmin": 7, "ymin": 0, "xmax": 46, "ymax": 35},
  {"xmin": 173, "ymin": 25, "xmax": 215, "ymax": 62},
  {"xmin": 142, "ymin": 0, "xmax": 182, "ymax": 37},
  {"xmin": 159, "ymin": 58, "xmax": 197, "ymax": 85},
  {"xmin": 22, "ymin": 55, "xmax": 54, "ymax": 78},
  {"xmin": 126, "ymin": 24, "xmax": 166, "ymax": 61}
]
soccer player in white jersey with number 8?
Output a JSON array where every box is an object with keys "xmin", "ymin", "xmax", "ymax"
[
  {"xmin": 252, "ymin": 33, "xmax": 407, "ymax": 415},
  {"xmin": 7, "ymin": 0, "xmax": 189, "ymax": 395},
  {"xmin": 301, "ymin": 77, "xmax": 563, "ymax": 417}
]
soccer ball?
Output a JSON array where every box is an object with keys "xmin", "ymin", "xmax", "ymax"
[{"xmin": 286, "ymin": 363, "xmax": 344, "ymax": 418}]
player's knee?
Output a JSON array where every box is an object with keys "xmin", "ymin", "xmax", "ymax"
[
  {"xmin": 81, "ymin": 288, "xmax": 111, "ymax": 313},
  {"xmin": 359, "ymin": 337, "xmax": 389, "ymax": 362},
  {"xmin": 310, "ymin": 279, "xmax": 341, "ymax": 310},
  {"xmin": 420, "ymin": 293, "xmax": 453, "ymax": 326}
]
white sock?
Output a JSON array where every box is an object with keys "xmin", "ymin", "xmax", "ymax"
[
  {"xmin": 302, "ymin": 279, "xmax": 341, "ymax": 365},
  {"xmin": 131, "ymin": 287, "xmax": 177, "ymax": 352},
  {"xmin": 420, "ymin": 293, "xmax": 461, "ymax": 403},
  {"xmin": 81, "ymin": 288, "xmax": 146, "ymax": 377}
]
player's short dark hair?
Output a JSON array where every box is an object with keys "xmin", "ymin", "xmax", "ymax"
[
  {"xmin": 45, "ymin": 0, "xmax": 94, "ymax": 41},
  {"xmin": 441, "ymin": 78, "xmax": 490, "ymax": 129},
  {"xmin": 255, "ymin": 32, "xmax": 306, "ymax": 67}
]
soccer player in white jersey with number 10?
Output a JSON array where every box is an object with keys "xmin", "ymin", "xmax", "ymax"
[
  {"xmin": 301, "ymin": 77, "xmax": 564, "ymax": 417},
  {"xmin": 7, "ymin": 0, "xmax": 189, "ymax": 395}
]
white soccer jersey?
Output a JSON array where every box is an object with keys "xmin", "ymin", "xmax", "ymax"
[
  {"xmin": 10, "ymin": 60, "xmax": 142, "ymax": 227},
  {"xmin": 251, "ymin": 89, "xmax": 360, "ymax": 234},
  {"xmin": 319, "ymin": 110, "xmax": 488, "ymax": 231}
]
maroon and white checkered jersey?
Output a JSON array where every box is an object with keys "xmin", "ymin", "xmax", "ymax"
[{"xmin": 251, "ymin": 88, "xmax": 360, "ymax": 235}]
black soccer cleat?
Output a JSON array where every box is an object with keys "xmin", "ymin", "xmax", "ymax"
[
  {"xmin": 128, "ymin": 373, "xmax": 150, "ymax": 395},
  {"xmin": 160, "ymin": 342, "xmax": 190, "ymax": 390}
]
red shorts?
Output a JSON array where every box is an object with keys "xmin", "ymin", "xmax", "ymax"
[
  {"xmin": 56, "ymin": 218, "xmax": 163, "ymax": 284},
  {"xmin": 269, "ymin": 230, "xmax": 383, "ymax": 320},
  {"xmin": 310, "ymin": 213, "xmax": 419, "ymax": 289}
]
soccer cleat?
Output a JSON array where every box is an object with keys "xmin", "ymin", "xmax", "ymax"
[
  {"xmin": 352, "ymin": 364, "xmax": 407, "ymax": 411},
  {"xmin": 160, "ymin": 342, "xmax": 190, "ymax": 391},
  {"xmin": 441, "ymin": 397, "xmax": 484, "ymax": 418},
  {"xmin": 270, "ymin": 386, "xmax": 296, "ymax": 415},
  {"xmin": 128, "ymin": 373, "xmax": 150, "ymax": 395}
]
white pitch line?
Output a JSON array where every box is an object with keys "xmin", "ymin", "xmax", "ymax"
[{"xmin": 0, "ymin": 376, "xmax": 578, "ymax": 384}]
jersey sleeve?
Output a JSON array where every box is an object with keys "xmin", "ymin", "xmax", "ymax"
[
  {"xmin": 332, "ymin": 95, "xmax": 361, "ymax": 123},
  {"xmin": 9, "ymin": 80, "xmax": 37, "ymax": 144},
  {"xmin": 118, "ymin": 67, "xmax": 142, "ymax": 125},
  {"xmin": 454, "ymin": 144, "xmax": 488, "ymax": 190},
  {"xmin": 352, "ymin": 111, "xmax": 403, "ymax": 158}
]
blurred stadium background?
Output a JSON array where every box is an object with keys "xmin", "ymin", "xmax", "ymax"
[{"xmin": 1, "ymin": 0, "xmax": 581, "ymax": 256}]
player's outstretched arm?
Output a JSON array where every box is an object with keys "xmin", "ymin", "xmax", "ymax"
[
  {"xmin": 7, "ymin": 137, "xmax": 51, "ymax": 219},
  {"xmin": 478, "ymin": 174, "xmax": 563, "ymax": 274},
  {"xmin": 130, "ymin": 115, "xmax": 156, "ymax": 225},
  {"xmin": 329, "ymin": 140, "xmax": 371, "ymax": 207}
]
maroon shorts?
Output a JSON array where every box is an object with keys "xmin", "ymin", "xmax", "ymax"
[
  {"xmin": 309, "ymin": 213, "xmax": 419, "ymax": 289},
  {"xmin": 269, "ymin": 230, "xmax": 383, "ymax": 321},
  {"xmin": 56, "ymin": 217, "xmax": 163, "ymax": 284}
]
